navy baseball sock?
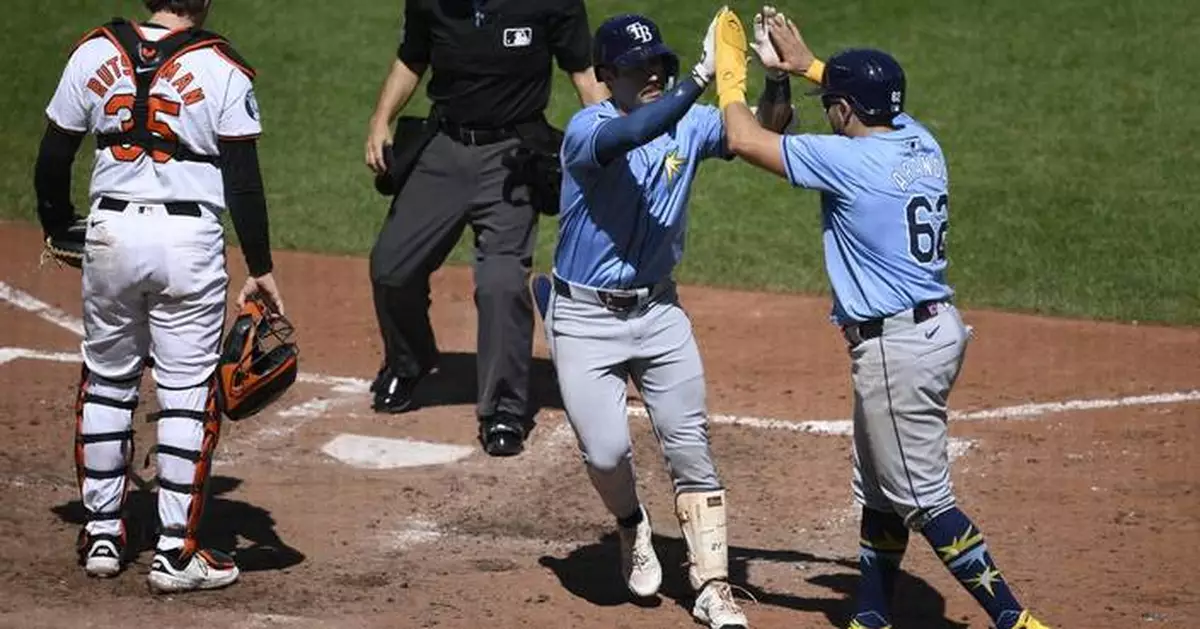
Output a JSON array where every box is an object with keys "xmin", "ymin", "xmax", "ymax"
[
  {"xmin": 921, "ymin": 508, "xmax": 1025, "ymax": 629},
  {"xmin": 851, "ymin": 507, "xmax": 909, "ymax": 628}
]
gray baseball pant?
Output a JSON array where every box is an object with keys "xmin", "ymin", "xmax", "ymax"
[
  {"xmin": 545, "ymin": 278, "xmax": 721, "ymax": 520},
  {"xmin": 850, "ymin": 303, "xmax": 970, "ymax": 530}
]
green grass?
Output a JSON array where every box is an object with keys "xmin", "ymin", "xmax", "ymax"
[{"xmin": 3, "ymin": 0, "xmax": 1197, "ymax": 324}]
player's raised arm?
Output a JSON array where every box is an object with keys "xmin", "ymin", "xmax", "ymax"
[
  {"xmin": 582, "ymin": 10, "xmax": 722, "ymax": 166},
  {"xmin": 720, "ymin": 9, "xmax": 824, "ymax": 177},
  {"xmin": 749, "ymin": 6, "xmax": 793, "ymax": 133}
]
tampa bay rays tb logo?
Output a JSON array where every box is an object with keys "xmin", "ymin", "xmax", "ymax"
[{"xmin": 626, "ymin": 22, "xmax": 654, "ymax": 43}]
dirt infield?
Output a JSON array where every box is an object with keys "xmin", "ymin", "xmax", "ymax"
[{"xmin": 0, "ymin": 220, "xmax": 1196, "ymax": 629}]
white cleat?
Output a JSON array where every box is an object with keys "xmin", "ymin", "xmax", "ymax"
[
  {"xmin": 692, "ymin": 580, "xmax": 749, "ymax": 629},
  {"xmin": 81, "ymin": 536, "xmax": 122, "ymax": 578},
  {"xmin": 147, "ymin": 548, "xmax": 239, "ymax": 594},
  {"xmin": 618, "ymin": 506, "xmax": 662, "ymax": 598}
]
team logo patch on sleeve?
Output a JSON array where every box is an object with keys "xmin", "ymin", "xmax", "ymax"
[
  {"xmin": 244, "ymin": 89, "xmax": 259, "ymax": 121},
  {"xmin": 503, "ymin": 27, "xmax": 532, "ymax": 48}
]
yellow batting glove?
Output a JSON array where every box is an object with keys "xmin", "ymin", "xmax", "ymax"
[{"xmin": 713, "ymin": 7, "xmax": 748, "ymax": 109}]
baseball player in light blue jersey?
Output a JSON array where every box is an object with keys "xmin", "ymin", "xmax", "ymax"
[
  {"xmin": 530, "ymin": 9, "xmax": 791, "ymax": 629},
  {"xmin": 712, "ymin": 9, "xmax": 1055, "ymax": 629}
]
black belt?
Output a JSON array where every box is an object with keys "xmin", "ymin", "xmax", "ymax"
[
  {"xmin": 97, "ymin": 196, "xmax": 202, "ymax": 217},
  {"xmin": 842, "ymin": 301, "xmax": 943, "ymax": 346},
  {"xmin": 552, "ymin": 275, "xmax": 655, "ymax": 313},
  {"xmin": 438, "ymin": 119, "xmax": 521, "ymax": 146}
]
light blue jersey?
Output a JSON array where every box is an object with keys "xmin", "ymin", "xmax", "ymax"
[
  {"xmin": 555, "ymin": 100, "xmax": 728, "ymax": 289},
  {"xmin": 782, "ymin": 113, "xmax": 954, "ymax": 323}
]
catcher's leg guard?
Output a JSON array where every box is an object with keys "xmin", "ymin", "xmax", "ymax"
[
  {"xmin": 74, "ymin": 365, "xmax": 139, "ymax": 576},
  {"xmin": 152, "ymin": 376, "xmax": 221, "ymax": 555}
]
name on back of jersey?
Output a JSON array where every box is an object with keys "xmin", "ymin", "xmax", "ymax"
[
  {"xmin": 84, "ymin": 52, "xmax": 206, "ymax": 106},
  {"xmin": 890, "ymin": 152, "xmax": 946, "ymax": 192}
]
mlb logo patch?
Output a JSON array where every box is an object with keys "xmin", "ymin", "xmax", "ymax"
[{"xmin": 503, "ymin": 27, "xmax": 532, "ymax": 48}]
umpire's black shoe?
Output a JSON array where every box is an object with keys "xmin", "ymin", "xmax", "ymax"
[
  {"xmin": 372, "ymin": 375, "xmax": 420, "ymax": 414},
  {"xmin": 479, "ymin": 413, "xmax": 527, "ymax": 457}
]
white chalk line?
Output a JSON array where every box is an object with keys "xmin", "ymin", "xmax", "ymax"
[
  {"xmin": 4, "ymin": 345, "xmax": 1200, "ymax": 434},
  {"xmin": 3, "ymin": 278, "xmax": 1199, "ymax": 431},
  {"xmin": 0, "ymin": 281, "xmax": 85, "ymax": 336}
]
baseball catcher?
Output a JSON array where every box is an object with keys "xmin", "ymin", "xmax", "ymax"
[{"xmin": 33, "ymin": 0, "xmax": 285, "ymax": 594}]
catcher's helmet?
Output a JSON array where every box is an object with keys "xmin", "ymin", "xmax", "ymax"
[
  {"xmin": 812, "ymin": 48, "xmax": 906, "ymax": 123},
  {"xmin": 592, "ymin": 14, "xmax": 680, "ymax": 82},
  {"xmin": 217, "ymin": 294, "xmax": 298, "ymax": 420}
]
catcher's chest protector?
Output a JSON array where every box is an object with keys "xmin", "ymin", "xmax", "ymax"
[{"xmin": 80, "ymin": 18, "xmax": 251, "ymax": 164}]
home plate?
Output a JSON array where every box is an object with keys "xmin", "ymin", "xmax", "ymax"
[{"xmin": 321, "ymin": 434, "xmax": 475, "ymax": 469}]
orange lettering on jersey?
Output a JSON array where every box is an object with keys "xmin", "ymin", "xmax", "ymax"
[
  {"xmin": 159, "ymin": 60, "xmax": 181, "ymax": 83},
  {"xmin": 182, "ymin": 88, "xmax": 205, "ymax": 106},
  {"xmin": 87, "ymin": 78, "xmax": 108, "ymax": 98},
  {"xmin": 170, "ymin": 72, "xmax": 194, "ymax": 93},
  {"xmin": 96, "ymin": 63, "xmax": 115, "ymax": 87},
  {"xmin": 103, "ymin": 94, "xmax": 136, "ymax": 132},
  {"xmin": 104, "ymin": 57, "xmax": 123, "ymax": 80}
]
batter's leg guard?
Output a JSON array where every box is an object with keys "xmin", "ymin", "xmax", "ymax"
[
  {"xmin": 676, "ymin": 489, "xmax": 731, "ymax": 590},
  {"xmin": 677, "ymin": 489, "xmax": 748, "ymax": 628},
  {"xmin": 74, "ymin": 365, "xmax": 139, "ymax": 578},
  {"xmin": 147, "ymin": 375, "xmax": 238, "ymax": 593}
]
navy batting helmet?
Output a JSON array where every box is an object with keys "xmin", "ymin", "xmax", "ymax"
[
  {"xmin": 592, "ymin": 14, "xmax": 680, "ymax": 83},
  {"xmin": 813, "ymin": 49, "xmax": 906, "ymax": 123}
]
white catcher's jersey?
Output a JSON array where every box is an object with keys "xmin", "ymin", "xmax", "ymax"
[{"xmin": 45, "ymin": 23, "xmax": 261, "ymax": 211}]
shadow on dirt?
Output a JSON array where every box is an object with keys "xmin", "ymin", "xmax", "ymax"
[
  {"xmin": 50, "ymin": 475, "xmax": 305, "ymax": 573},
  {"xmin": 539, "ymin": 532, "xmax": 969, "ymax": 628},
  {"xmin": 405, "ymin": 351, "xmax": 563, "ymax": 414}
]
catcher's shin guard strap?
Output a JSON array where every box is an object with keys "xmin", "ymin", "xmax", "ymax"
[
  {"xmin": 147, "ymin": 408, "xmax": 206, "ymax": 422},
  {"xmin": 675, "ymin": 489, "xmax": 730, "ymax": 591},
  {"xmin": 154, "ymin": 377, "xmax": 221, "ymax": 554},
  {"xmin": 75, "ymin": 366, "xmax": 138, "ymax": 538}
]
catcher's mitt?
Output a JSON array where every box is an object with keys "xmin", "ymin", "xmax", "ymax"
[{"xmin": 42, "ymin": 218, "xmax": 87, "ymax": 269}]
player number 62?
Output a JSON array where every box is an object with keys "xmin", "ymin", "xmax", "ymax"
[{"xmin": 905, "ymin": 193, "xmax": 949, "ymax": 264}]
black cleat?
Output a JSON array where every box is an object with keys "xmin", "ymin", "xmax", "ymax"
[
  {"xmin": 372, "ymin": 375, "xmax": 420, "ymax": 414},
  {"xmin": 479, "ymin": 413, "xmax": 526, "ymax": 457}
]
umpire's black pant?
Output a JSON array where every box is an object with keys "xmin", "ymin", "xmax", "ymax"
[{"xmin": 369, "ymin": 131, "xmax": 537, "ymax": 420}]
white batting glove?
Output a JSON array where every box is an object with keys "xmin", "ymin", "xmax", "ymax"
[
  {"xmin": 692, "ymin": 6, "xmax": 723, "ymax": 86},
  {"xmin": 751, "ymin": 5, "xmax": 787, "ymax": 80}
]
